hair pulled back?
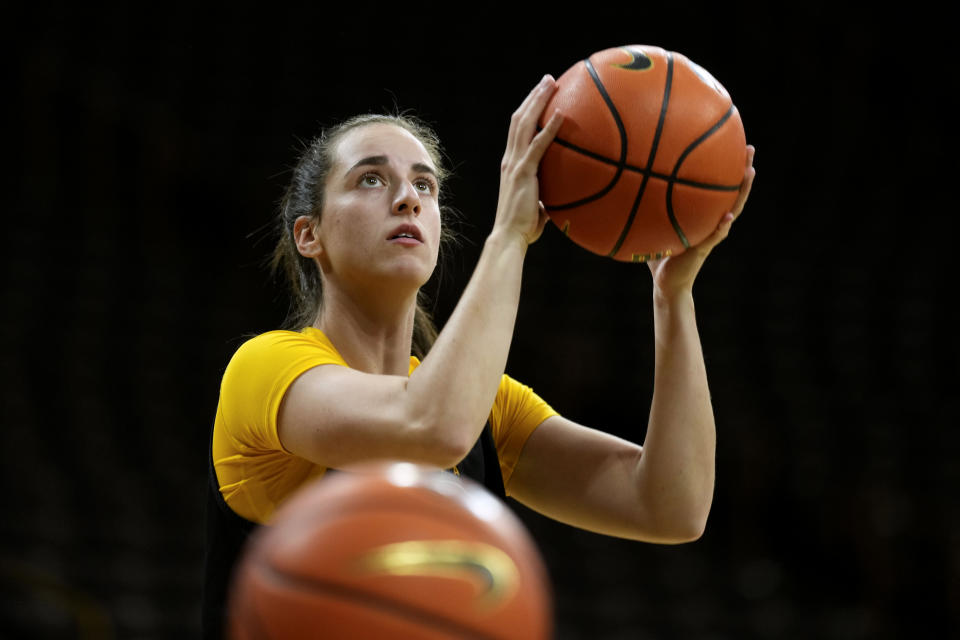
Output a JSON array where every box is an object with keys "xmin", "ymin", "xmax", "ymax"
[{"xmin": 271, "ymin": 113, "xmax": 455, "ymax": 359}]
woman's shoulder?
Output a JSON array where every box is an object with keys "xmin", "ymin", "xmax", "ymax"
[
  {"xmin": 236, "ymin": 326, "xmax": 333, "ymax": 349},
  {"xmin": 227, "ymin": 327, "xmax": 346, "ymax": 369}
]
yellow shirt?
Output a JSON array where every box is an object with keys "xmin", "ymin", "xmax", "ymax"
[{"xmin": 212, "ymin": 327, "xmax": 557, "ymax": 523}]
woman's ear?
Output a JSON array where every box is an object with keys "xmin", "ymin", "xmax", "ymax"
[{"xmin": 293, "ymin": 216, "xmax": 323, "ymax": 258}]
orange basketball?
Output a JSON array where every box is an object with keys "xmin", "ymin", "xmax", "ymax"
[
  {"xmin": 226, "ymin": 462, "xmax": 553, "ymax": 639},
  {"xmin": 538, "ymin": 44, "xmax": 747, "ymax": 262}
]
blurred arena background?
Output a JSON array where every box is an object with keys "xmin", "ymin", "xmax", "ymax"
[{"xmin": 3, "ymin": 5, "xmax": 956, "ymax": 639}]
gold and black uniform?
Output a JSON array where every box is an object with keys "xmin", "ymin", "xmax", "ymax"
[{"xmin": 201, "ymin": 327, "xmax": 557, "ymax": 638}]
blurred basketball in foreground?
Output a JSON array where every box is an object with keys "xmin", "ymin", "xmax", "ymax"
[
  {"xmin": 539, "ymin": 44, "xmax": 747, "ymax": 262},
  {"xmin": 227, "ymin": 462, "xmax": 553, "ymax": 639}
]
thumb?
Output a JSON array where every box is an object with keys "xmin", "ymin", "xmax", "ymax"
[
  {"xmin": 529, "ymin": 201, "xmax": 549, "ymax": 243},
  {"xmin": 698, "ymin": 212, "xmax": 735, "ymax": 253}
]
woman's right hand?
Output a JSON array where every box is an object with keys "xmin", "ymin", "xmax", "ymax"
[{"xmin": 493, "ymin": 74, "xmax": 564, "ymax": 246}]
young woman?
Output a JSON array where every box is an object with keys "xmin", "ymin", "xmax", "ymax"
[{"xmin": 202, "ymin": 74, "xmax": 756, "ymax": 638}]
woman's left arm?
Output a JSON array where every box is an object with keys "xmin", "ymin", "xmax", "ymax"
[{"xmin": 508, "ymin": 147, "xmax": 755, "ymax": 543}]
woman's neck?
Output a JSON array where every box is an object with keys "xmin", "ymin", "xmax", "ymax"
[{"xmin": 314, "ymin": 285, "xmax": 418, "ymax": 376}]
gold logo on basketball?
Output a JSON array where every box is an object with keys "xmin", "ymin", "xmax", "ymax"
[{"xmin": 358, "ymin": 540, "xmax": 520, "ymax": 608}]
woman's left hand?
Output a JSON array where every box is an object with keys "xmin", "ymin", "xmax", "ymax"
[{"xmin": 648, "ymin": 145, "xmax": 756, "ymax": 299}]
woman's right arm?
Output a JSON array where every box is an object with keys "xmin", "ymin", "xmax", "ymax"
[{"xmin": 277, "ymin": 76, "xmax": 563, "ymax": 470}]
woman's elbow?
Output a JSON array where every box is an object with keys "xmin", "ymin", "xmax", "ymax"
[
  {"xmin": 668, "ymin": 505, "xmax": 713, "ymax": 542},
  {"xmin": 634, "ymin": 504, "xmax": 711, "ymax": 544},
  {"xmin": 406, "ymin": 415, "xmax": 476, "ymax": 470},
  {"xmin": 667, "ymin": 517, "xmax": 708, "ymax": 543}
]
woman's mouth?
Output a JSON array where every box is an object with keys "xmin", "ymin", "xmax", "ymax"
[{"xmin": 387, "ymin": 224, "xmax": 423, "ymax": 244}]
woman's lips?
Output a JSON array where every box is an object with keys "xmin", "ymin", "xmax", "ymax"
[{"xmin": 387, "ymin": 223, "xmax": 423, "ymax": 244}]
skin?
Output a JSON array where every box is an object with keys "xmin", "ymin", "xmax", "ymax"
[{"xmin": 278, "ymin": 75, "xmax": 756, "ymax": 544}]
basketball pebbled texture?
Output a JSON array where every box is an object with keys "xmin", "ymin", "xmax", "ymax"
[{"xmin": 539, "ymin": 44, "xmax": 746, "ymax": 262}]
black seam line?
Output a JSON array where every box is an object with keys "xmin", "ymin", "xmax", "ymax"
[
  {"xmin": 607, "ymin": 53, "xmax": 674, "ymax": 258},
  {"xmin": 543, "ymin": 137, "xmax": 741, "ymax": 199},
  {"xmin": 666, "ymin": 104, "xmax": 738, "ymax": 248},
  {"xmin": 546, "ymin": 57, "xmax": 628, "ymax": 212},
  {"xmin": 260, "ymin": 563, "xmax": 502, "ymax": 640}
]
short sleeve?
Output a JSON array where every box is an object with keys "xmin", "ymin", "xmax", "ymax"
[
  {"xmin": 212, "ymin": 329, "xmax": 347, "ymax": 522},
  {"xmin": 489, "ymin": 374, "xmax": 559, "ymax": 490},
  {"xmin": 218, "ymin": 330, "xmax": 347, "ymax": 453}
]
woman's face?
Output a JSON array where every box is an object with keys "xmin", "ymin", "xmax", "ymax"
[{"xmin": 318, "ymin": 123, "xmax": 442, "ymax": 296}]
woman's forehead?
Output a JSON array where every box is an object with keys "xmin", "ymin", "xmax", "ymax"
[{"xmin": 334, "ymin": 123, "xmax": 434, "ymax": 170}]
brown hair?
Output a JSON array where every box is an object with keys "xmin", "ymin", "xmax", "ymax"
[{"xmin": 271, "ymin": 113, "xmax": 458, "ymax": 358}]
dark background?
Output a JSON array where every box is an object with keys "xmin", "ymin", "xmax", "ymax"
[{"xmin": 4, "ymin": 4, "xmax": 956, "ymax": 639}]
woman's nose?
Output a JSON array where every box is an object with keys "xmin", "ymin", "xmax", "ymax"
[{"xmin": 393, "ymin": 181, "xmax": 421, "ymax": 216}]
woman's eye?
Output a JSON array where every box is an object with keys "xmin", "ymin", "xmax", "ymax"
[
  {"xmin": 414, "ymin": 178, "xmax": 436, "ymax": 193},
  {"xmin": 361, "ymin": 173, "xmax": 383, "ymax": 187}
]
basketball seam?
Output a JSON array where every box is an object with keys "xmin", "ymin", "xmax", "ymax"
[
  {"xmin": 541, "ymin": 56, "xmax": 629, "ymax": 212},
  {"xmin": 607, "ymin": 52, "xmax": 675, "ymax": 258},
  {"xmin": 546, "ymin": 136, "xmax": 740, "ymax": 193},
  {"xmin": 665, "ymin": 104, "xmax": 739, "ymax": 249},
  {"xmin": 255, "ymin": 561, "xmax": 506, "ymax": 640}
]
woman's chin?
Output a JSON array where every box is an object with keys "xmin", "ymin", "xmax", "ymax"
[
  {"xmin": 390, "ymin": 255, "xmax": 437, "ymax": 287},
  {"xmin": 371, "ymin": 263, "xmax": 435, "ymax": 295}
]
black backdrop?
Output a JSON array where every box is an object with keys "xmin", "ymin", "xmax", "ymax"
[{"xmin": 4, "ymin": 5, "xmax": 956, "ymax": 639}]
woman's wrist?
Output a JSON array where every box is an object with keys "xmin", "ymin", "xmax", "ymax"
[
  {"xmin": 485, "ymin": 226, "xmax": 531, "ymax": 255},
  {"xmin": 652, "ymin": 285, "xmax": 695, "ymax": 312}
]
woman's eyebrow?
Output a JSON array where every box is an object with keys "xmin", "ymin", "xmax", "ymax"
[
  {"xmin": 411, "ymin": 162, "xmax": 437, "ymax": 178},
  {"xmin": 346, "ymin": 156, "xmax": 437, "ymax": 177},
  {"xmin": 346, "ymin": 155, "xmax": 389, "ymax": 175}
]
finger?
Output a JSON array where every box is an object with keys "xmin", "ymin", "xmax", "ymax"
[
  {"xmin": 731, "ymin": 145, "xmax": 756, "ymax": 218},
  {"xmin": 506, "ymin": 75, "xmax": 555, "ymax": 158},
  {"xmin": 525, "ymin": 108, "xmax": 564, "ymax": 165},
  {"xmin": 696, "ymin": 212, "xmax": 735, "ymax": 254},
  {"xmin": 716, "ymin": 210, "xmax": 736, "ymax": 238},
  {"xmin": 529, "ymin": 200, "xmax": 550, "ymax": 242},
  {"xmin": 512, "ymin": 75, "xmax": 558, "ymax": 149},
  {"xmin": 517, "ymin": 75, "xmax": 554, "ymax": 118}
]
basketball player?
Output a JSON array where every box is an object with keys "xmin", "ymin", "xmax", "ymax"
[{"xmin": 202, "ymin": 74, "xmax": 755, "ymax": 638}]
